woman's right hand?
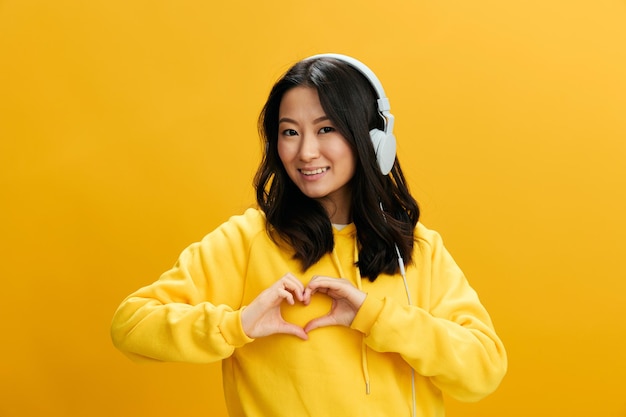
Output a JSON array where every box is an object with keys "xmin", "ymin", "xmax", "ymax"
[{"xmin": 240, "ymin": 273, "xmax": 308, "ymax": 340}]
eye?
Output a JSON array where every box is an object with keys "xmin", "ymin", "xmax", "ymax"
[
  {"xmin": 282, "ymin": 129, "xmax": 298, "ymax": 137},
  {"xmin": 319, "ymin": 126, "xmax": 335, "ymax": 134}
]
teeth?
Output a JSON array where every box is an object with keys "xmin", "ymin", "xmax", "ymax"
[{"xmin": 301, "ymin": 168, "xmax": 327, "ymax": 175}]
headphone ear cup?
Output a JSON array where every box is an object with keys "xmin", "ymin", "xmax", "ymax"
[{"xmin": 369, "ymin": 129, "xmax": 397, "ymax": 175}]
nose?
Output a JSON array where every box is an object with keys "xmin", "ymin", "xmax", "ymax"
[{"xmin": 298, "ymin": 132, "xmax": 320, "ymax": 161}]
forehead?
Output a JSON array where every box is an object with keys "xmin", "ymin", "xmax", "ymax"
[{"xmin": 278, "ymin": 86, "xmax": 323, "ymax": 118}]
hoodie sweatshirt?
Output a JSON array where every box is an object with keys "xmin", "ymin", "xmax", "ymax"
[{"xmin": 111, "ymin": 208, "xmax": 507, "ymax": 417}]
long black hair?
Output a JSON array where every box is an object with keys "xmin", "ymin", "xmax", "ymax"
[{"xmin": 254, "ymin": 56, "xmax": 419, "ymax": 281}]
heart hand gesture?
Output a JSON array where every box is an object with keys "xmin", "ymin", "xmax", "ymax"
[
  {"xmin": 241, "ymin": 273, "xmax": 309, "ymax": 340},
  {"xmin": 241, "ymin": 274, "xmax": 367, "ymax": 340},
  {"xmin": 303, "ymin": 275, "xmax": 366, "ymax": 333}
]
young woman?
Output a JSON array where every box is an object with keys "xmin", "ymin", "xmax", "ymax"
[{"xmin": 111, "ymin": 54, "xmax": 507, "ymax": 417}]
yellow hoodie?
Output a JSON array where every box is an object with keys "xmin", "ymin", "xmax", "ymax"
[{"xmin": 111, "ymin": 208, "xmax": 507, "ymax": 416}]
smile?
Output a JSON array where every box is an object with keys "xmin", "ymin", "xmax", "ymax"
[{"xmin": 300, "ymin": 167, "xmax": 328, "ymax": 176}]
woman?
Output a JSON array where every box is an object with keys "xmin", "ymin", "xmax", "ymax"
[{"xmin": 111, "ymin": 54, "xmax": 507, "ymax": 417}]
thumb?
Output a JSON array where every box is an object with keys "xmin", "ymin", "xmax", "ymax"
[
  {"xmin": 303, "ymin": 314, "xmax": 336, "ymax": 334},
  {"xmin": 280, "ymin": 323, "xmax": 309, "ymax": 340}
]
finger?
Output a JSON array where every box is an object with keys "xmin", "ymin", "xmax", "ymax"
[
  {"xmin": 302, "ymin": 283, "xmax": 330, "ymax": 304},
  {"xmin": 302, "ymin": 286, "xmax": 315, "ymax": 304},
  {"xmin": 280, "ymin": 273, "xmax": 305, "ymax": 301},
  {"xmin": 307, "ymin": 278, "xmax": 366, "ymax": 309},
  {"xmin": 304, "ymin": 276, "xmax": 343, "ymax": 305},
  {"xmin": 307, "ymin": 275, "xmax": 343, "ymax": 290},
  {"xmin": 280, "ymin": 323, "xmax": 309, "ymax": 340},
  {"xmin": 304, "ymin": 314, "xmax": 337, "ymax": 333},
  {"xmin": 307, "ymin": 278, "xmax": 345, "ymax": 298},
  {"xmin": 305, "ymin": 275, "xmax": 335, "ymax": 292},
  {"xmin": 278, "ymin": 288, "xmax": 295, "ymax": 305}
]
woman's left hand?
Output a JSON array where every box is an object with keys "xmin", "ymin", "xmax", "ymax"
[{"xmin": 303, "ymin": 276, "xmax": 366, "ymax": 333}]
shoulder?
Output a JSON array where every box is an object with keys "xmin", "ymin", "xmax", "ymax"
[
  {"xmin": 411, "ymin": 223, "xmax": 464, "ymax": 279},
  {"xmin": 228, "ymin": 207, "xmax": 266, "ymax": 228},
  {"xmin": 413, "ymin": 222, "xmax": 448, "ymax": 257},
  {"xmin": 215, "ymin": 207, "xmax": 267, "ymax": 237},
  {"xmin": 415, "ymin": 222, "xmax": 443, "ymax": 246},
  {"xmin": 194, "ymin": 208, "xmax": 267, "ymax": 249}
]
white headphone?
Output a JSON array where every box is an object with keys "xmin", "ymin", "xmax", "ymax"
[{"xmin": 305, "ymin": 53, "xmax": 397, "ymax": 175}]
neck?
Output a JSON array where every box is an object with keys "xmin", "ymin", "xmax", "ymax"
[
  {"xmin": 326, "ymin": 205, "xmax": 351, "ymax": 224},
  {"xmin": 318, "ymin": 191, "xmax": 352, "ymax": 224}
]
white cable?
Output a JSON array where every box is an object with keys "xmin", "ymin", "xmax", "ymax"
[
  {"xmin": 380, "ymin": 202, "xmax": 416, "ymax": 417},
  {"xmin": 394, "ymin": 243, "xmax": 416, "ymax": 417}
]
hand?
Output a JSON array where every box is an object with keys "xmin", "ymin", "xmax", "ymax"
[
  {"xmin": 241, "ymin": 273, "xmax": 308, "ymax": 340},
  {"xmin": 303, "ymin": 275, "xmax": 367, "ymax": 333}
]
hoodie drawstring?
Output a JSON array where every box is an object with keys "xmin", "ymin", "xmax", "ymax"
[{"xmin": 331, "ymin": 244, "xmax": 371, "ymax": 395}]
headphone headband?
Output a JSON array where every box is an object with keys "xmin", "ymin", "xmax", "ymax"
[{"xmin": 305, "ymin": 53, "xmax": 394, "ymax": 133}]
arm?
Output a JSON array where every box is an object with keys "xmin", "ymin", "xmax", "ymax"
[
  {"xmin": 351, "ymin": 229, "xmax": 507, "ymax": 401},
  {"xmin": 111, "ymin": 239, "xmax": 252, "ymax": 363},
  {"xmin": 110, "ymin": 213, "xmax": 261, "ymax": 363},
  {"xmin": 111, "ymin": 210, "xmax": 310, "ymax": 363}
]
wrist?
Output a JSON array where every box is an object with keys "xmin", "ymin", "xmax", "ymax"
[{"xmin": 219, "ymin": 308, "xmax": 255, "ymax": 346}]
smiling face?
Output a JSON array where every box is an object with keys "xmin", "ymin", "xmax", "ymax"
[{"xmin": 277, "ymin": 86, "xmax": 356, "ymax": 223}]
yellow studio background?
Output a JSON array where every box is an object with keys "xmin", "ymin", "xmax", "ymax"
[{"xmin": 1, "ymin": 0, "xmax": 625, "ymax": 416}]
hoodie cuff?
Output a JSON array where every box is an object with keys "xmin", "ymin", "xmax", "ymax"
[
  {"xmin": 218, "ymin": 308, "xmax": 255, "ymax": 347},
  {"xmin": 351, "ymin": 295, "xmax": 385, "ymax": 335}
]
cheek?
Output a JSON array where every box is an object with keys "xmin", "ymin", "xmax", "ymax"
[
  {"xmin": 277, "ymin": 141, "xmax": 294, "ymax": 169},
  {"xmin": 332, "ymin": 143, "xmax": 357, "ymax": 171}
]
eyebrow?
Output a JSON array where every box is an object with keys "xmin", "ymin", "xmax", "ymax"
[{"xmin": 278, "ymin": 116, "xmax": 330, "ymax": 125}]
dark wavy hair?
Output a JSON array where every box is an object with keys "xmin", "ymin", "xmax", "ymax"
[{"xmin": 254, "ymin": 56, "xmax": 419, "ymax": 281}]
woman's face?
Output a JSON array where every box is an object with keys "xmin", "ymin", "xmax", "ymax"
[{"xmin": 277, "ymin": 86, "xmax": 356, "ymax": 223}]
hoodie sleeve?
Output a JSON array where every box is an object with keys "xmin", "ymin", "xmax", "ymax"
[
  {"xmin": 351, "ymin": 225, "xmax": 507, "ymax": 402},
  {"xmin": 110, "ymin": 210, "xmax": 262, "ymax": 363}
]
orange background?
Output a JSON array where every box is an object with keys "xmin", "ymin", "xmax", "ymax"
[{"xmin": 1, "ymin": 1, "xmax": 625, "ymax": 416}]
